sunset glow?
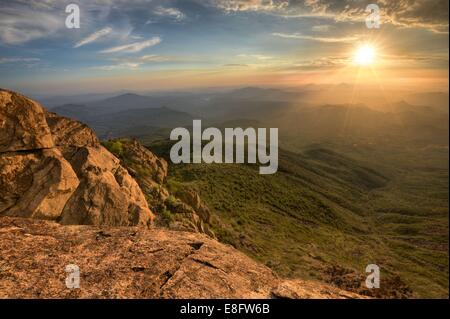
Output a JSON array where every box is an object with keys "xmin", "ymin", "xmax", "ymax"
[{"xmin": 354, "ymin": 45, "xmax": 377, "ymax": 66}]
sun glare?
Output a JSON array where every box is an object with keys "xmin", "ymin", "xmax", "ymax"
[{"xmin": 354, "ymin": 44, "xmax": 376, "ymax": 66}]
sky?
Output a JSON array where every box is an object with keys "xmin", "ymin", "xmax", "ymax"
[{"xmin": 0, "ymin": 0, "xmax": 448, "ymax": 96}]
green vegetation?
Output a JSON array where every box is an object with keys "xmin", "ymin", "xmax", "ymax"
[
  {"xmin": 108, "ymin": 100, "xmax": 448, "ymax": 298},
  {"xmin": 103, "ymin": 139, "xmax": 125, "ymax": 158},
  {"xmin": 149, "ymin": 139, "xmax": 448, "ymax": 298}
]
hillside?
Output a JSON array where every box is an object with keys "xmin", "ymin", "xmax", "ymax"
[{"xmin": 147, "ymin": 139, "xmax": 448, "ymax": 298}]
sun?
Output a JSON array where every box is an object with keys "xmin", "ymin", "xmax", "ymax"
[{"xmin": 354, "ymin": 44, "xmax": 376, "ymax": 66}]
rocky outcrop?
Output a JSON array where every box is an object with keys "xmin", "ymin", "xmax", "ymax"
[
  {"xmin": 0, "ymin": 89, "xmax": 154, "ymax": 227},
  {"xmin": 0, "ymin": 148, "xmax": 79, "ymax": 219},
  {"xmin": 0, "ymin": 91, "xmax": 53, "ymax": 152},
  {"xmin": 0, "ymin": 216, "xmax": 365, "ymax": 299},
  {"xmin": 323, "ymin": 265, "xmax": 413, "ymax": 298},
  {"xmin": 271, "ymin": 279, "xmax": 367, "ymax": 299},
  {"xmin": 57, "ymin": 146, "xmax": 153, "ymax": 226},
  {"xmin": 175, "ymin": 188, "xmax": 211, "ymax": 224},
  {"xmin": 120, "ymin": 139, "xmax": 168, "ymax": 185},
  {"xmin": 104, "ymin": 138, "xmax": 215, "ymax": 236},
  {"xmin": 45, "ymin": 112, "xmax": 100, "ymax": 148}
]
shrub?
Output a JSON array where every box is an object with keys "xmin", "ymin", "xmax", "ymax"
[{"xmin": 104, "ymin": 140, "xmax": 124, "ymax": 157}]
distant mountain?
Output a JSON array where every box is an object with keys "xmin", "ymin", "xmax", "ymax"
[
  {"xmin": 404, "ymin": 92, "xmax": 449, "ymax": 112},
  {"xmin": 209, "ymin": 101, "xmax": 450, "ymax": 147},
  {"xmin": 88, "ymin": 93, "xmax": 160, "ymax": 112},
  {"xmin": 49, "ymin": 88, "xmax": 449, "ymax": 147},
  {"xmin": 86, "ymin": 107, "xmax": 194, "ymax": 139},
  {"xmin": 51, "ymin": 93, "xmax": 196, "ymax": 140},
  {"xmin": 228, "ymin": 87, "xmax": 302, "ymax": 101},
  {"xmin": 38, "ymin": 92, "xmax": 123, "ymax": 108},
  {"xmin": 50, "ymin": 104, "xmax": 91, "ymax": 122},
  {"xmin": 50, "ymin": 88, "xmax": 305, "ymax": 122}
]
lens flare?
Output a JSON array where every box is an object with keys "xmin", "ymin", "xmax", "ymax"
[{"xmin": 354, "ymin": 44, "xmax": 376, "ymax": 66}]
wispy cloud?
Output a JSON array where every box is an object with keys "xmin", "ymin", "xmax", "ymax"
[
  {"xmin": 312, "ymin": 25, "xmax": 331, "ymax": 32},
  {"xmin": 212, "ymin": 0, "xmax": 288, "ymax": 12},
  {"xmin": 294, "ymin": 0, "xmax": 448, "ymax": 34},
  {"xmin": 0, "ymin": 57, "xmax": 40, "ymax": 64},
  {"xmin": 237, "ymin": 54, "xmax": 273, "ymax": 60},
  {"xmin": 154, "ymin": 7, "xmax": 185, "ymax": 21},
  {"xmin": 223, "ymin": 63, "xmax": 249, "ymax": 68},
  {"xmin": 91, "ymin": 62, "xmax": 141, "ymax": 71},
  {"xmin": 74, "ymin": 27, "xmax": 112, "ymax": 48},
  {"xmin": 272, "ymin": 32, "xmax": 359, "ymax": 43},
  {"xmin": 0, "ymin": 5, "xmax": 61, "ymax": 44},
  {"xmin": 292, "ymin": 57, "xmax": 349, "ymax": 69},
  {"xmin": 92, "ymin": 54, "xmax": 177, "ymax": 71},
  {"xmin": 208, "ymin": 0, "xmax": 448, "ymax": 33},
  {"xmin": 138, "ymin": 54, "xmax": 172, "ymax": 62},
  {"xmin": 100, "ymin": 37, "xmax": 161, "ymax": 54}
]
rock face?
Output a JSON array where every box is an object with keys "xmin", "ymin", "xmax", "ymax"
[
  {"xmin": 0, "ymin": 91, "xmax": 53, "ymax": 152},
  {"xmin": 121, "ymin": 139, "xmax": 168, "ymax": 185},
  {"xmin": 0, "ymin": 89, "xmax": 154, "ymax": 226},
  {"xmin": 175, "ymin": 188, "xmax": 211, "ymax": 224},
  {"xmin": 0, "ymin": 148, "xmax": 79, "ymax": 219},
  {"xmin": 0, "ymin": 216, "xmax": 365, "ymax": 299},
  {"xmin": 104, "ymin": 138, "xmax": 215, "ymax": 237}
]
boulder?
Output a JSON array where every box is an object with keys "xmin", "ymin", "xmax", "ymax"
[
  {"xmin": 0, "ymin": 90, "xmax": 53, "ymax": 152},
  {"xmin": 45, "ymin": 112, "xmax": 100, "ymax": 148},
  {"xmin": 0, "ymin": 148, "xmax": 79, "ymax": 219},
  {"xmin": 121, "ymin": 139, "xmax": 168, "ymax": 185},
  {"xmin": 0, "ymin": 89, "xmax": 154, "ymax": 227},
  {"xmin": 59, "ymin": 146, "xmax": 153, "ymax": 226},
  {"xmin": 176, "ymin": 188, "xmax": 211, "ymax": 223}
]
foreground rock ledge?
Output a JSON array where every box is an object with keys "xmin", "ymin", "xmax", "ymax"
[{"xmin": 0, "ymin": 217, "xmax": 365, "ymax": 299}]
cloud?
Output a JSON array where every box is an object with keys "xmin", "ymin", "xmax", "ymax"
[
  {"xmin": 74, "ymin": 27, "xmax": 113, "ymax": 48},
  {"xmin": 379, "ymin": 0, "xmax": 449, "ymax": 33},
  {"xmin": 120, "ymin": 54, "xmax": 179, "ymax": 64},
  {"xmin": 0, "ymin": 57, "xmax": 40, "ymax": 64},
  {"xmin": 223, "ymin": 63, "xmax": 249, "ymax": 67},
  {"xmin": 208, "ymin": 0, "xmax": 448, "ymax": 33},
  {"xmin": 299, "ymin": 56, "xmax": 349, "ymax": 68},
  {"xmin": 0, "ymin": 5, "xmax": 61, "ymax": 44},
  {"xmin": 237, "ymin": 54, "xmax": 273, "ymax": 60},
  {"xmin": 100, "ymin": 37, "xmax": 161, "ymax": 54},
  {"xmin": 93, "ymin": 54, "xmax": 178, "ymax": 71},
  {"xmin": 91, "ymin": 62, "xmax": 141, "ymax": 71},
  {"xmin": 154, "ymin": 7, "xmax": 185, "ymax": 21},
  {"xmin": 298, "ymin": 0, "xmax": 449, "ymax": 33},
  {"xmin": 311, "ymin": 25, "xmax": 331, "ymax": 32},
  {"xmin": 213, "ymin": 0, "xmax": 288, "ymax": 12},
  {"xmin": 272, "ymin": 32, "xmax": 359, "ymax": 43},
  {"xmin": 138, "ymin": 54, "xmax": 172, "ymax": 62}
]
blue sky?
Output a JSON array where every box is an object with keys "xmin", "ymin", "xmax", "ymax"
[{"xmin": 0, "ymin": 0, "xmax": 448, "ymax": 95}]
